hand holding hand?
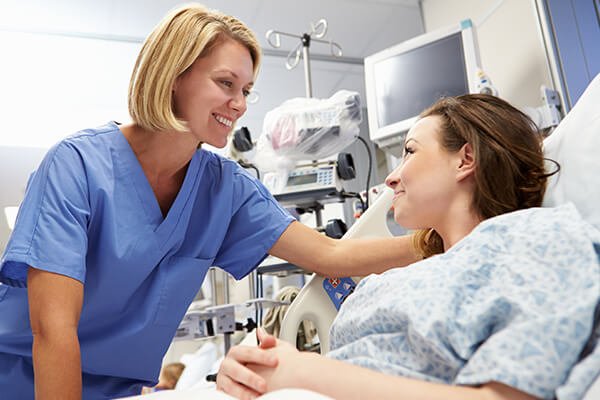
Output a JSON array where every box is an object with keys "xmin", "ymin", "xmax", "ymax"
[
  {"xmin": 256, "ymin": 327, "xmax": 277, "ymax": 350},
  {"xmin": 247, "ymin": 332, "xmax": 304, "ymax": 392},
  {"xmin": 216, "ymin": 328, "xmax": 279, "ymax": 399}
]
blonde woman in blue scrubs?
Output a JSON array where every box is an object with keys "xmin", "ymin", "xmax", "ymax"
[{"xmin": 0, "ymin": 4, "xmax": 416, "ymax": 399}]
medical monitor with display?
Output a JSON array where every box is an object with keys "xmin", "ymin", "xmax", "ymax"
[{"xmin": 364, "ymin": 20, "xmax": 482, "ymax": 156}]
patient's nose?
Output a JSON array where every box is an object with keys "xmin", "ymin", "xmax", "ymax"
[
  {"xmin": 385, "ymin": 172, "xmax": 399, "ymax": 189},
  {"xmin": 385, "ymin": 162, "xmax": 405, "ymax": 189}
]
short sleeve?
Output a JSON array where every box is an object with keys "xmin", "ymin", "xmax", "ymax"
[
  {"xmin": 0, "ymin": 142, "xmax": 90, "ymax": 287},
  {"xmin": 213, "ymin": 169, "xmax": 294, "ymax": 280},
  {"xmin": 556, "ymin": 324, "xmax": 600, "ymax": 400},
  {"xmin": 455, "ymin": 311, "xmax": 593, "ymax": 398},
  {"xmin": 454, "ymin": 268, "xmax": 599, "ymax": 398}
]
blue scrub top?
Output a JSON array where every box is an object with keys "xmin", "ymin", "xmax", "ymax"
[{"xmin": 0, "ymin": 122, "xmax": 294, "ymax": 398}]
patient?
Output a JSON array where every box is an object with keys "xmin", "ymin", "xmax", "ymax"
[{"xmin": 216, "ymin": 94, "xmax": 600, "ymax": 400}]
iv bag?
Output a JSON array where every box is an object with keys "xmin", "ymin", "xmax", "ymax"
[{"xmin": 256, "ymin": 90, "xmax": 362, "ymax": 166}]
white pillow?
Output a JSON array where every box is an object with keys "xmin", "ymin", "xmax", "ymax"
[
  {"xmin": 543, "ymin": 73, "xmax": 600, "ymax": 231},
  {"xmin": 175, "ymin": 342, "xmax": 218, "ymax": 390}
]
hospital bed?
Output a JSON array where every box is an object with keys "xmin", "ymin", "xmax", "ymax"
[
  {"xmin": 279, "ymin": 186, "xmax": 394, "ymax": 354},
  {"xmin": 123, "ymin": 74, "xmax": 600, "ymax": 399},
  {"xmin": 279, "ymin": 72, "xmax": 600, "ymax": 399}
]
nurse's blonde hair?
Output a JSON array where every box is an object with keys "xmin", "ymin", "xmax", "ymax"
[{"xmin": 128, "ymin": 3, "xmax": 261, "ymax": 133}]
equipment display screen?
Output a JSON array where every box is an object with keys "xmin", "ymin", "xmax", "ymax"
[
  {"xmin": 287, "ymin": 173, "xmax": 318, "ymax": 186},
  {"xmin": 374, "ymin": 32, "xmax": 468, "ymax": 127}
]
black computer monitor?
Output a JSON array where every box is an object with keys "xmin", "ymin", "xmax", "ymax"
[{"xmin": 364, "ymin": 19, "xmax": 482, "ymax": 156}]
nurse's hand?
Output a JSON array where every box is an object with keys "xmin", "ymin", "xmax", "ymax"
[{"xmin": 217, "ymin": 328, "xmax": 279, "ymax": 399}]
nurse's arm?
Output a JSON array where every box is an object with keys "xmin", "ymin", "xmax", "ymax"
[
  {"xmin": 28, "ymin": 267, "xmax": 84, "ymax": 400},
  {"xmin": 269, "ymin": 221, "xmax": 418, "ymax": 276}
]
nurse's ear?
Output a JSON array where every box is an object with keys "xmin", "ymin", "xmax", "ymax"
[
  {"xmin": 455, "ymin": 143, "xmax": 475, "ymax": 182},
  {"xmin": 172, "ymin": 69, "xmax": 187, "ymax": 93}
]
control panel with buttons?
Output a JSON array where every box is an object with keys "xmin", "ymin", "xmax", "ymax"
[{"xmin": 264, "ymin": 164, "xmax": 341, "ymax": 196}]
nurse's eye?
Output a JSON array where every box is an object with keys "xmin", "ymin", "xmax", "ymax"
[
  {"xmin": 220, "ymin": 80, "xmax": 233, "ymax": 88},
  {"xmin": 242, "ymin": 89, "xmax": 251, "ymax": 97},
  {"xmin": 403, "ymin": 145, "xmax": 415, "ymax": 156}
]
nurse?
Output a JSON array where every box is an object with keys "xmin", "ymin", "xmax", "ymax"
[{"xmin": 0, "ymin": 3, "xmax": 415, "ymax": 399}]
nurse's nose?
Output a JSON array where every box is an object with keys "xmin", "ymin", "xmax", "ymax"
[{"xmin": 229, "ymin": 91, "xmax": 247, "ymax": 116}]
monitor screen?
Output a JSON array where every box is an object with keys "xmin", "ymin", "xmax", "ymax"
[
  {"xmin": 365, "ymin": 20, "xmax": 481, "ymax": 156},
  {"xmin": 373, "ymin": 33, "xmax": 468, "ymax": 127},
  {"xmin": 287, "ymin": 173, "xmax": 318, "ymax": 186}
]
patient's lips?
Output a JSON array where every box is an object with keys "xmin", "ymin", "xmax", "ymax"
[{"xmin": 393, "ymin": 189, "xmax": 406, "ymax": 201}]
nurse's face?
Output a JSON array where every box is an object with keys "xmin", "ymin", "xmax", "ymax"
[
  {"xmin": 385, "ymin": 116, "xmax": 461, "ymax": 230},
  {"xmin": 172, "ymin": 38, "xmax": 254, "ymax": 148}
]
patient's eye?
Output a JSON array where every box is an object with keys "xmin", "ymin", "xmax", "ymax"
[{"xmin": 403, "ymin": 145, "xmax": 415, "ymax": 156}]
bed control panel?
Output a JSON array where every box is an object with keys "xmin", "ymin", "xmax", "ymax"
[{"xmin": 323, "ymin": 277, "xmax": 356, "ymax": 310}]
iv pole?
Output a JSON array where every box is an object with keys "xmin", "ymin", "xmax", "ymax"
[
  {"xmin": 266, "ymin": 19, "xmax": 343, "ymax": 98},
  {"xmin": 265, "ymin": 20, "xmax": 344, "ymax": 228}
]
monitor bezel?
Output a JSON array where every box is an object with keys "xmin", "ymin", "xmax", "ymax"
[{"xmin": 364, "ymin": 20, "xmax": 482, "ymax": 146}]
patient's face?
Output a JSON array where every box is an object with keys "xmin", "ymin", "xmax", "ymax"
[{"xmin": 385, "ymin": 116, "xmax": 460, "ymax": 230}]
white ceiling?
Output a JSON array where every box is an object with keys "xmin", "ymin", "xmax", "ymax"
[
  {"xmin": 0, "ymin": 0, "xmax": 425, "ymax": 138},
  {"xmin": 1, "ymin": 1, "xmax": 423, "ymax": 57}
]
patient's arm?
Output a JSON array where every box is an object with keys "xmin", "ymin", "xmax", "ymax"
[
  {"xmin": 269, "ymin": 221, "xmax": 419, "ymax": 277},
  {"xmin": 28, "ymin": 267, "xmax": 84, "ymax": 400},
  {"xmin": 256, "ymin": 352, "xmax": 539, "ymax": 400},
  {"xmin": 242, "ymin": 332, "xmax": 539, "ymax": 400}
]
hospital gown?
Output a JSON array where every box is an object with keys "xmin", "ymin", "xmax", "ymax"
[
  {"xmin": 329, "ymin": 203, "xmax": 600, "ymax": 399},
  {"xmin": 0, "ymin": 122, "xmax": 294, "ymax": 399}
]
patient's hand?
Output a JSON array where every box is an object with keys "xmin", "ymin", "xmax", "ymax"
[
  {"xmin": 246, "ymin": 336, "xmax": 305, "ymax": 392},
  {"xmin": 217, "ymin": 328, "xmax": 279, "ymax": 399}
]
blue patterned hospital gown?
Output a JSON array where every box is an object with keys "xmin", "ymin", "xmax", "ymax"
[{"xmin": 328, "ymin": 204, "xmax": 600, "ymax": 399}]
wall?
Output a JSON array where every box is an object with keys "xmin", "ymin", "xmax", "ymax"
[{"xmin": 421, "ymin": 0, "xmax": 553, "ymax": 109}]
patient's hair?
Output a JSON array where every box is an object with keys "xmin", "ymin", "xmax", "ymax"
[
  {"xmin": 413, "ymin": 94, "xmax": 557, "ymax": 258},
  {"xmin": 128, "ymin": 3, "xmax": 261, "ymax": 133}
]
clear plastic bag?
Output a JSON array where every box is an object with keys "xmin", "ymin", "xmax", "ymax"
[{"xmin": 256, "ymin": 90, "xmax": 362, "ymax": 167}]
